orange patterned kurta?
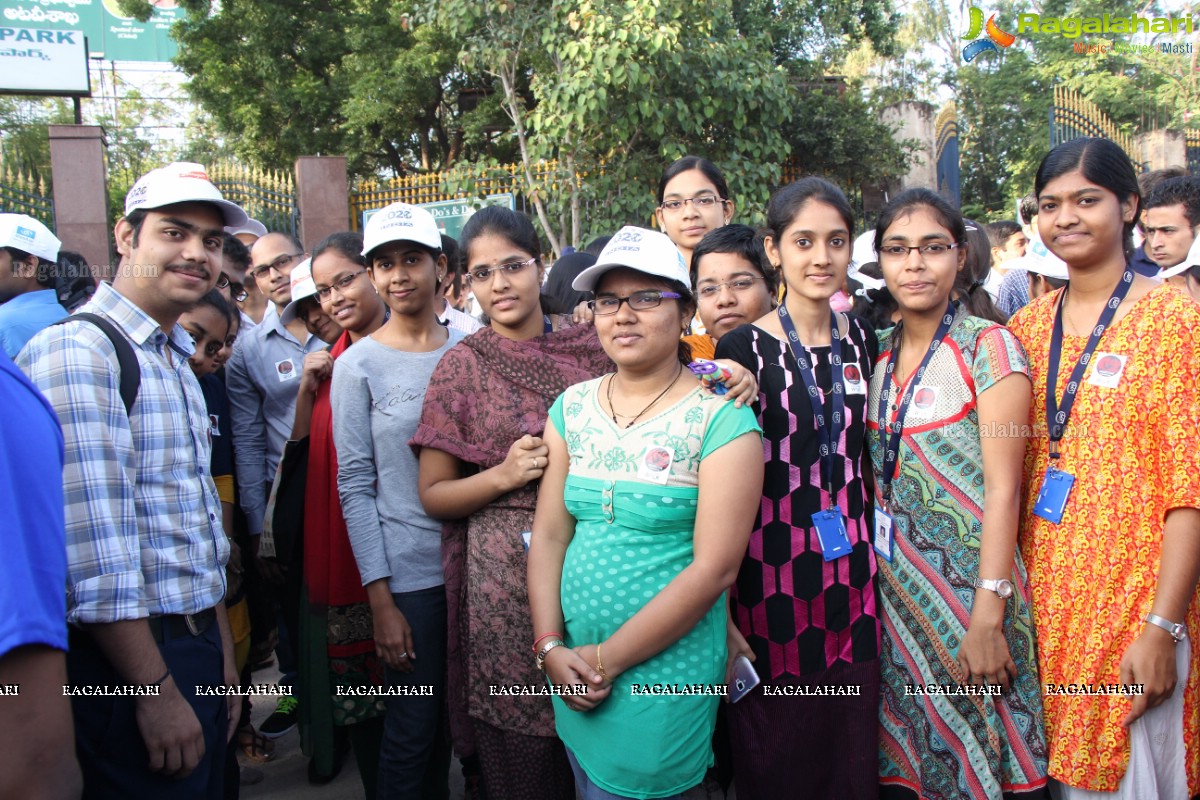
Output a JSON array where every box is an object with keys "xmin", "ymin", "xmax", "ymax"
[{"xmin": 1009, "ymin": 284, "xmax": 1200, "ymax": 793}]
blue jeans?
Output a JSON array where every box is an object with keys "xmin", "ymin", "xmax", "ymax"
[
  {"xmin": 68, "ymin": 615, "xmax": 228, "ymax": 800},
  {"xmin": 378, "ymin": 585, "xmax": 451, "ymax": 800},
  {"xmin": 566, "ymin": 748, "xmax": 685, "ymax": 800}
]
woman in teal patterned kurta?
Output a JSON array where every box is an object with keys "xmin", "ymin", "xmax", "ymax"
[
  {"xmin": 528, "ymin": 230, "xmax": 762, "ymax": 800},
  {"xmin": 866, "ymin": 190, "xmax": 1047, "ymax": 800}
]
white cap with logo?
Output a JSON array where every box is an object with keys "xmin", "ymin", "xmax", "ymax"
[
  {"xmin": 0, "ymin": 213, "xmax": 61, "ymax": 262},
  {"xmin": 125, "ymin": 162, "xmax": 249, "ymax": 228},
  {"xmin": 1159, "ymin": 235, "xmax": 1200, "ymax": 280},
  {"xmin": 1016, "ymin": 236, "xmax": 1070, "ymax": 281},
  {"xmin": 361, "ymin": 202, "xmax": 442, "ymax": 257},
  {"xmin": 280, "ymin": 258, "xmax": 318, "ymax": 324},
  {"xmin": 572, "ymin": 227, "xmax": 689, "ymax": 292}
]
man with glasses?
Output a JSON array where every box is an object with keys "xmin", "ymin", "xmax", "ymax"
[
  {"xmin": 226, "ymin": 232, "xmax": 325, "ymax": 738},
  {"xmin": 217, "ymin": 233, "xmax": 254, "ymax": 331}
]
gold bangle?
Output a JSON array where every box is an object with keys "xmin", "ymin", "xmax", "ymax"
[{"xmin": 596, "ymin": 642, "xmax": 608, "ymax": 681}]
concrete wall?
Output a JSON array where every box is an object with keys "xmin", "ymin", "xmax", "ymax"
[
  {"xmin": 48, "ymin": 125, "xmax": 111, "ymax": 277},
  {"xmin": 295, "ymin": 156, "xmax": 349, "ymax": 250},
  {"xmin": 880, "ymin": 101, "xmax": 937, "ymax": 192},
  {"xmin": 1134, "ymin": 130, "xmax": 1187, "ymax": 171}
]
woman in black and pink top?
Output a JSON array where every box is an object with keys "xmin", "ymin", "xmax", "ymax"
[{"xmin": 715, "ymin": 177, "xmax": 880, "ymax": 800}]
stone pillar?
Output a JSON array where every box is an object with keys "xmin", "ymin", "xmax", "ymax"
[
  {"xmin": 1133, "ymin": 130, "xmax": 1187, "ymax": 171},
  {"xmin": 880, "ymin": 102, "xmax": 937, "ymax": 191},
  {"xmin": 48, "ymin": 125, "xmax": 111, "ymax": 277},
  {"xmin": 294, "ymin": 156, "xmax": 349, "ymax": 250}
]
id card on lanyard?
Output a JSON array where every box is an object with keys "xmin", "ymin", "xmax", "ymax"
[
  {"xmin": 1035, "ymin": 269, "xmax": 1134, "ymax": 524},
  {"xmin": 777, "ymin": 305, "xmax": 852, "ymax": 561},
  {"xmin": 875, "ymin": 302, "xmax": 956, "ymax": 560}
]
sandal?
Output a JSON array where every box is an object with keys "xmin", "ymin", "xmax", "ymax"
[{"xmin": 237, "ymin": 724, "xmax": 277, "ymax": 763}]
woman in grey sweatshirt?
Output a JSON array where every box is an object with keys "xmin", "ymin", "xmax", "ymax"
[{"xmin": 331, "ymin": 203, "xmax": 464, "ymax": 799}]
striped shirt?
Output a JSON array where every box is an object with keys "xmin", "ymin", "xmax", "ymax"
[{"xmin": 18, "ymin": 282, "xmax": 228, "ymax": 624}]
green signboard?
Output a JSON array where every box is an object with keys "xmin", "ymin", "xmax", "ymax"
[
  {"xmin": 362, "ymin": 193, "xmax": 516, "ymax": 241},
  {"xmin": 1, "ymin": 0, "xmax": 181, "ymax": 62}
]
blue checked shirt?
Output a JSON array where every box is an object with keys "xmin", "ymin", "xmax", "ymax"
[{"xmin": 17, "ymin": 282, "xmax": 229, "ymax": 624}]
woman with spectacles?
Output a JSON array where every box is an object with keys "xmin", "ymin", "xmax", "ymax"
[
  {"xmin": 713, "ymin": 178, "xmax": 882, "ymax": 798},
  {"xmin": 682, "ymin": 224, "xmax": 778, "ymax": 360},
  {"xmin": 279, "ymin": 232, "xmax": 390, "ymax": 792},
  {"xmin": 413, "ymin": 206, "xmax": 613, "ymax": 799},
  {"xmin": 867, "ymin": 188, "xmax": 1047, "ymax": 799},
  {"xmin": 528, "ymin": 227, "xmax": 762, "ymax": 799},
  {"xmin": 656, "ymin": 156, "xmax": 735, "ymax": 269}
]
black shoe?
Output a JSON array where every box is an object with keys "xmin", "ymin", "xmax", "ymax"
[
  {"xmin": 259, "ymin": 695, "xmax": 298, "ymax": 739},
  {"xmin": 307, "ymin": 755, "xmax": 343, "ymax": 786}
]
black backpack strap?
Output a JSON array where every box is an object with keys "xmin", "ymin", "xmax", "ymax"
[{"xmin": 54, "ymin": 312, "xmax": 141, "ymax": 415}]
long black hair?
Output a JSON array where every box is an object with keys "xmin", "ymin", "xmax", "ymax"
[
  {"xmin": 874, "ymin": 189, "xmax": 1004, "ymax": 323},
  {"xmin": 766, "ymin": 176, "xmax": 855, "ymax": 244},
  {"xmin": 658, "ymin": 156, "xmax": 731, "ymax": 204},
  {"xmin": 458, "ymin": 206, "xmax": 566, "ymax": 315},
  {"xmin": 1034, "ymin": 137, "xmax": 1141, "ymax": 259}
]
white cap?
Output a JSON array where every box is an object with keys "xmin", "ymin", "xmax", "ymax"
[
  {"xmin": 361, "ymin": 202, "xmax": 441, "ymax": 257},
  {"xmin": 125, "ymin": 162, "xmax": 249, "ymax": 228},
  {"xmin": 1016, "ymin": 236, "xmax": 1069, "ymax": 281},
  {"xmin": 226, "ymin": 218, "xmax": 268, "ymax": 238},
  {"xmin": 850, "ymin": 230, "xmax": 878, "ymax": 271},
  {"xmin": 0, "ymin": 213, "xmax": 61, "ymax": 262},
  {"xmin": 280, "ymin": 258, "xmax": 317, "ymax": 324},
  {"xmin": 1159, "ymin": 235, "xmax": 1200, "ymax": 280},
  {"xmin": 572, "ymin": 227, "xmax": 689, "ymax": 292}
]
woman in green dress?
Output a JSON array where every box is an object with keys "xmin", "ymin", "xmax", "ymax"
[{"xmin": 528, "ymin": 227, "xmax": 763, "ymax": 799}]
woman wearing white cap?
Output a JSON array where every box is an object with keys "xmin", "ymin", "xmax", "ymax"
[
  {"xmin": 331, "ymin": 202, "xmax": 464, "ymax": 798},
  {"xmin": 528, "ymin": 227, "xmax": 763, "ymax": 799}
]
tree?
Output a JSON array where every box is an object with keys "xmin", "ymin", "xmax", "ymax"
[
  {"xmin": 117, "ymin": 0, "xmax": 509, "ymax": 177},
  {"xmin": 957, "ymin": 0, "xmax": 1196, "ymax": 221}
]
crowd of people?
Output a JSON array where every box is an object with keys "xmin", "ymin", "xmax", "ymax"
[{"xmin": 1, "ymin": 137, "xmax": 1198, "ymax": 800}]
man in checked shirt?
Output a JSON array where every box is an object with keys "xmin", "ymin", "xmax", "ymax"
[{"xmin": 18, "ymin": 163, "xmax": 247, "ymax": 799}]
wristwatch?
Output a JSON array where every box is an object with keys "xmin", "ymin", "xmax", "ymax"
[
  {"xmin": 1145, "ymin": 613, "xmax": 1187, "ymax": 643},
  {"xmin": 974, "ymin": 578, "xmax": 1014, "ymax": 599},
  {"xmin": 535, "ymin": 639, "xmax": 564, "ymax": 672}
]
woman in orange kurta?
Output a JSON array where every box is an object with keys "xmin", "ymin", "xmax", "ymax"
[{"xmin": 1008, "ymin": 137, "xmax": 1200, "ymax": 798}]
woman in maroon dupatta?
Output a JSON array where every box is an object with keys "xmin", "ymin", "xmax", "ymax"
[
  {"xmin": 299, "ymin": 232, "xmax": 388, "ymax": 790},
  {"xmin": 412, "ymin": 208, "xmax": 611, "ymax": 798}
]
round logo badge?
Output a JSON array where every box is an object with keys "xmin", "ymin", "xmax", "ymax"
[
  {"xmin": 1096, "ymin": 354, "xmax": 1122, "ymax": 377},
  {"xmin": 844, "ymin": 364, "xmax": 862, "ymax": 383},
  {"xmin": 913, "ymin": 387, "xmax": 936, "ymax": 410}
]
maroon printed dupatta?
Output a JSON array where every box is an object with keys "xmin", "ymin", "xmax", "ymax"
[{"xmin": 410, "ymin": 320, "xmax": 612, "ymax": 754}]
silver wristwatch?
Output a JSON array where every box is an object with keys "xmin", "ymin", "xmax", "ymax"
[
  {"xmin": 1145, "ymin": 613, "xmax": 1187, "ymax": 644},
  {"xmin": 974, "ymin": 578, "xmax": 1014, "ymax": 599}
]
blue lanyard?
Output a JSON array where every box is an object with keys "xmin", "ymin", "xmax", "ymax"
[
  {"xmin": 1046, "ymin": 269, "xmax": 1133, "ymax": 459},
  {"xmin": 543, "ymin": 315, "xmax": 553, "ymax": 334},
  {"xmin": 776, "ymin": 304, "xmax": 845, "ymax": 504},
  {"xmin": 876, "ymin": 302, "xmax": 956, "ymax": 505}
]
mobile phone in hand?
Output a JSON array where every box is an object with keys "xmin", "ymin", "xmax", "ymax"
[{"xmin": 728, "ymin": 654, "xmax": 760, "ymax": 703}]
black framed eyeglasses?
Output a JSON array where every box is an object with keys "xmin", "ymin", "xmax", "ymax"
[
  {"xmin": 315, "ymin": 270, "xmax": 366, "ymax": 301},
  {"xmin": 589, "ymin": 290, "xmax": 682, "ymax": 315},
  {"xmin": 216, "ymin": 273, "xmax": 249, "ymax": 302},
  {"xmin": 248, "ymin": 252, "xmax": 303, "ymax": 280},
  {"xmin": 658, "ymin": 195, "xmax": 727, "ymax": 213},
  {"xmin": 464, "ymin": 257, "xmax": 537, "ymax": 285},
  {"xmin": 878, "ymin": 242, "xmax": 961, "ymax": 261}
]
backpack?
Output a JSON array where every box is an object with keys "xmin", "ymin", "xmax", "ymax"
[{"xmin": 53, "ymin": 312, "xmax": 140, "ymax": 414}]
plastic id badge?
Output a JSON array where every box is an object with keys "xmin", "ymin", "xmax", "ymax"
[
  {"xmin": 873, "ymin": 506, "xmax": 894, "ymax": 562},
  {"xmin": 813, "ymin": 507, "xmax": 853, "ymax": 561},
  {"xmin": 728, "ymin": 654, "xmax": 761, "ymax": 703},
  {"xmin": 520, "ymin": 531, "xmax": 532, "ymax": 551},
  {"xmin": 1033, "ymin": 469, "xmax": 1075, "ymax": 525}
]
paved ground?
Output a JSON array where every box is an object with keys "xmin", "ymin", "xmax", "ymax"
[{"xmin": 235, "ymin": 663, "xmax": 465, "ymax": 800}]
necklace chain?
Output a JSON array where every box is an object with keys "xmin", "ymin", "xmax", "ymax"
[{"xmin": 606, "ymin": 365, "xmax": 684, "ymax": 429}]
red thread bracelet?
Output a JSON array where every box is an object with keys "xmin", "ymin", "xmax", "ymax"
[{"xmin": 531, "ymin": 632, "xmax": 562, "ymax": 654}]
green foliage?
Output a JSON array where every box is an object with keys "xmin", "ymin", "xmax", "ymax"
[
  {"xmin": 170, "ymin": 0, "xmax": 505, "ymax": 177},
  {"xmin": 0, "ymin": 97, "xmax": 73, "ymax": 180},
  {"xmin": 958, "ymin": 0, "xmax": 1196, "ymax": 221}
]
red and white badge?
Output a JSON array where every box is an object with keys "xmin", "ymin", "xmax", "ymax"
[
  {"xmin": 843, "ymin": 363, "xmax": 867, "ymax": 395},
  {"xmin": 1087, "ymin": 352, "xmax": 1127, "ymax": 389},
  {"xmin": 275, "ymin": 358, "xmax": 297, "ymax": 382},
  {"xmin": 638, "ymin": 445, "xmax": 674, "ymax": 485}
]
